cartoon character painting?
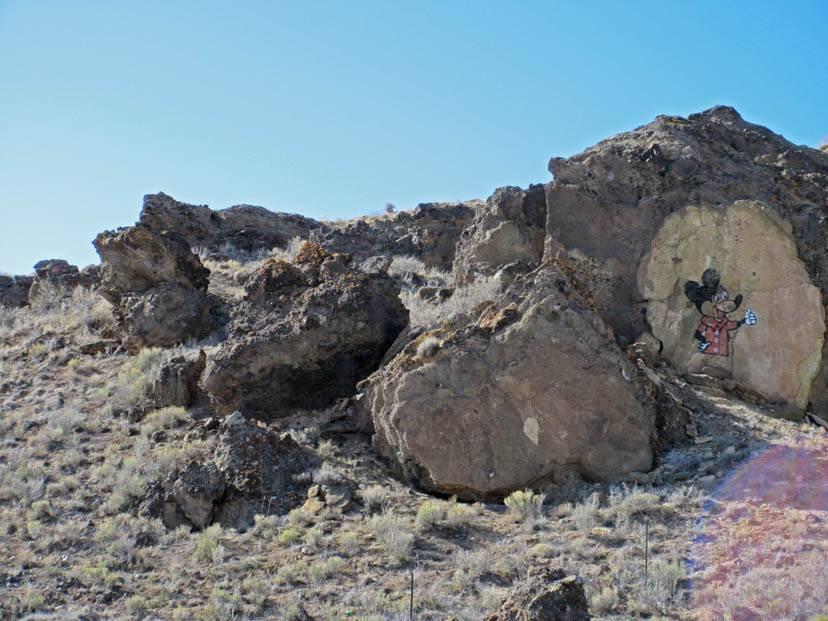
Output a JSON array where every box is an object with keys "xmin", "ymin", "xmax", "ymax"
[{"xmin": 684, "ymin": 269, "xmax": 758, "ymax": 356}]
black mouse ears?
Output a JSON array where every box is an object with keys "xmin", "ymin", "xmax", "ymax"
[{"xmin": 684, "ymin": 268, "xmax": 721, "ymax": 312}]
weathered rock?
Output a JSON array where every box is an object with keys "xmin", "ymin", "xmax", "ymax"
[
  {"xmin": 363, "ymin": 265, "xmax": 654, "ymax": 498},
  {"xmin": 0, "ymin": 274, "xmax": 34, "ymax": 308},
  {"xmin": 139, "ymin": 192, "xmax": 320, "ymax": 257},
  {"xmin": 453, "ymin": 185, "xmax": 546, "ymax": 285},
  {"xmin": 312, "ymin": 201, "xmax": 479, "ymax": 270},
  {"xmin": 152, "ymin": 413, "xmax": 319, "ymax": 530},
  {"xmin": 638, "ymin": 201, "xmax": 825, "ymax": 408},
  {"xmin": 93, "ymin": 226, "xmax": 217, "ymax": 351},
  {"xmin": 149, "ymin": 349, "xmax": 207, "ymax": 409},
  {"xmin": 202, "ymin": 243, "xmax": 408, "ymax": 418},
  {"xmin": 542, "ymin": 106, "xmax": 828, "ymax": 409},
  {"xmin": 486, "ymin": 567, "xmax": 590, "ymax": 621}
]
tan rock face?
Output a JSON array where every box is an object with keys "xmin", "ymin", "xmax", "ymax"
[
  {"xmin": 364, "ymin": 266, "xmax": 655, "ymax": 498},
  {"xmin": 638, "ymin": 201, "xmax": 825, "ymax": 408}
]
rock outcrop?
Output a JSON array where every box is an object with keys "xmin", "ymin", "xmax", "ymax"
[
  {"xmin": 202, "ymin": 243, "xmax": 408, "ymax": 418},
  {"xmin": 453, "ymin": 185, "xmax": 546, "ymax": 285},
  {"xmin": 0, "ymin": 274, "xmax": 34, "ymax": 308},
  {"xmin": 638, "ymin": 201, "xmax": 824, "ymax": 408},
  {"xmin": 543, "ymin": 106, "xmax": 828, "ymax": 408},
  {"xmin": 139, "ymin": 192, "xmax": 320, "ymax": 257},
  {"xmin": 93, "ymin": 226, "xmax": 217, "ymax": 351},
  {"xmin": 362, "ymin": 265, "xmax": 654, "ymax": 498},
  {"xmin": 313, "ymin": 201, "xmax": 478, "ymax": 270},
  {"xmin": 28, "ymin": 259, "xmax": 99, "ymax": 300},
  {"xmin": 149, "ymin": 413, "xmax": 319, "ymax": 530},
  {"xmin": 486, "ymin": 567, "xmax": 590, "ymax": 621}
]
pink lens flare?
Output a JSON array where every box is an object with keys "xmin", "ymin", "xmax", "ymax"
[{"xmin": 690, "ymin": 435, "xmax": 828, "ymax": 620}]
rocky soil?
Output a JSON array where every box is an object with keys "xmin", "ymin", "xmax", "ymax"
[{"xmin": 1, "ymin": 105, "xmax": 827, "ymax": 620}]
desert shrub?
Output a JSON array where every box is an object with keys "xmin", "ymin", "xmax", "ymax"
[
  {"xmin": 250, "ymin": 514, "xmax": 280, "ymax": 539},
  {"xmin": 628, "ymin": 558, "xmax": 686, "ymax": 614},
  {"xmin": 275, "ymin": 561, "xmax": 305, "ymax": 585},
  {"xmin": 453, "ymin": 548, "xmax": 492, "ymax": 588},
  {"xmin": 400, "ymin": 275, "xmax": 500, "ymax": 328},
  {"xmin": 589, "ymin": 584, "xmax": 620, "ymax": 614},
  {"xmin": 140, "ymin": 406, "xmax": 189, "ymax": 437},
  {"xmin": 504, "ymin": 489, "xmax": 546, "ymax": 523},
  {"xmin": 359, "ymin": 485, "xmax": 389, "ymax": 514},
  {"xmin": 308, "ymin": 556, "xmax": 346, "ymax": 584},
  {"xmin": 369, "ymin": 511, "xmax": 414, "ymax": 562},
  {"xmin": 278, "ymin": 527, "xmax": 302, "ymax": 545},
  {"xmin": 193, "ymin": 524, "xmax": 224, "ymax": 563},
  {"xmin": 387, "ymin": 255, "xmax": 453, "ymax": 285},
  {"xmin": 416, "ymin": 335, "xmax": 441, "ymax": 358},
  {"xmin": 313, "ymin": 462, "xmax": 343, "ymax": 485},
  {"xmin": 338, "ymin": 530, "xmax": 361, "ymax": 556},
  {"xmin": 205, "ymin": 585, "xmax": 242, "ymax": 621},
  {"xmin": 607, "ymin": 486, "xmax": 662, "ymax": 524},
  {"xmin": 571, "ymin": 492, "xmax": 601, "ymax": 532},
  {"xmin": 110, "ymin": 347, "xmax": 169, "ymax": 413},
  {"xmin": 415, "ymin": 500, "xmax": 446, "ymax": 531},
  {"xmin": 28, "ymin": 280, "xmax": 67, "ymax": 314}
]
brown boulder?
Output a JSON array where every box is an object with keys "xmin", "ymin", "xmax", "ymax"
[
  {"xmin": 362, "ymin": 265, "xmax": 654, "ymax": 498},
  {"xmin": 202, "ymin": 244, "xmax": 408, "ymax": 418},
  {"xmin": 93, "ymin": 226, "xmax": 217, "ymax": 351}
]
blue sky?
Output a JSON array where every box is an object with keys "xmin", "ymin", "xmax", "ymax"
[{"xmin": 1, "ymin": 1, "xmax": 826, "ymax": 274}]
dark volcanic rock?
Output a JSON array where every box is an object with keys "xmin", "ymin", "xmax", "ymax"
[
  {"xmin": 93, "ymin": 225, "xmax": 217, "ymax": 351},
  {"xmin": 312, "ymin": 201, "xmax": 479, "ymax": 270},
  {"xmin": 486, "ymin": 566, "xmax": 590, "ymax": 621},
  {"xmin": 0, "ymin": 274, "xmax": 35, "ymax": 308},
  {"xmin": 139, "ymin": 192, "xmax": 320, "ymax": 256},
  {"xmin": 151, "ymin": 412, "xmax": 319, "ymax": 530},
  {"xmin": 363, "ymin": 264, "xmax": 654, "ymax": 498},
  {"xmin": 202, "ymin": 243, "xmax": 408, "ymax": 418}
]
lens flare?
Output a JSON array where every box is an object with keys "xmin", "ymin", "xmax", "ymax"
[{"xmin": 691, "ymin": 435, "xmax": 828, "ymax": 620}]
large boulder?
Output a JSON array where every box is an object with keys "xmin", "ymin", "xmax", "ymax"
[
  {"xmin": 362, "ymin": 265, "xmax": 654, "ymax": 498},
  {"xmin": 543, "ymin": 106, "xmax": 828, "ymax": 409},
  {"xmin": 93, "ymin": 226, "xmax": 217, "ymax": 351},
  {"xmin": 312, "ymin": 201, "xmax": 479, "ymax": 270},
  {"xmin": 486, "ymin": 566, "xmax": 590, "ymax": 621},
  {"xmin": 453, "ymin": 185, "xmax": 547, "ymax": 285},
  {"xmin": 149, "ymin": 413, "xmax": 319, "ymax": 530},
  {"xmin": 139, "ymin": 192, "xmax": 321, "ymax": 257},
  {"xmin": 638, "ymin": 201, "xmax": 825, "ymax": 408},
  {"xmin": 202, "ymin": 243, "xmax": 408, "ymax": 418}
]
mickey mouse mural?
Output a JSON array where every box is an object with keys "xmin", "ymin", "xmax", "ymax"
[{"xmin": 684, "ymin": 268, "xmax": 758, "ymax": 357}]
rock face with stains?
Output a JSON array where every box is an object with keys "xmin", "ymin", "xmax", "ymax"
[
  {"xmin": 452, "ymin": 185, "xmax": 547, "ymax": 285},
  {"xmin": 638, "ymin": 201, "xmax": 825, "ymax": 408},
  {"xmin": 543, "ymin": 106, "xmax": 828, "ymax": 409},
  {"xmin": 202, "ymin": 243, "xmax": 408, "ymax": 418},
  {"xmin": 362, "ymin": 265, "xmax": 654, "ymax": 498}
]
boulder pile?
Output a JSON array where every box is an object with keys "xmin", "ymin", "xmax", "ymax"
[{"xmin": 202, "ymin": 242, "xmax": 408, "ymax": 418}]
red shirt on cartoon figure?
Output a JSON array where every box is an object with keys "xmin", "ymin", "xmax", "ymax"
[{"xmin": 697, "ymin": 309, "xmax": 739, "ymax": 356}]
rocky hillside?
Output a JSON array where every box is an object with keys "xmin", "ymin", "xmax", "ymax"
[{"xmin": 1, "ymin": 106, "xmax": 827, "ymax": 620}]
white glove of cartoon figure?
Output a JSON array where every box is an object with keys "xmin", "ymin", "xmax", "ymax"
[{"xmin": 743, "ymin": 308, "xmax": 757, "ymax": 326}]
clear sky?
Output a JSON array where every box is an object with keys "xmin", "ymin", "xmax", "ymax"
[{"xmin": 1, "ymin": 1, "xmax": 826, "ymax": 274}]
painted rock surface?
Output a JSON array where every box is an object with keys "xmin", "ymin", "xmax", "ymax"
[{"xmin": 638, "ymin": 201, "xmax": 825, "ymax": 408}]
